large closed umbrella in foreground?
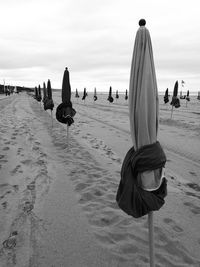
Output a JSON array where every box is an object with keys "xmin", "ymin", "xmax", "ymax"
[
  {"xmin": 116, "ymin": 19, "xmax": 167, "ymax": 267},
  {"xmin": 56, "ymin": 67, "xmax": 76, "ymax": 126}
]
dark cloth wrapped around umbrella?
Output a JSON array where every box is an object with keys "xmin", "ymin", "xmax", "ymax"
[
  {"xmin": 44, "ymin": 98, "xmax": 54, "ymax": 110},
  {"xmin": 56, "ymin": 102, "xmax": 76, "ymax": 126},
  {"xmin": 116, "ymin": 141, "xmax": 167, "ymax": 218},
  {"xmin": 170, "ymin": 97, "xmax": 180, "ymax": 108},
  {"xmin": 108, "ymin": 96, "xmax": 114, "ymax": 102}
]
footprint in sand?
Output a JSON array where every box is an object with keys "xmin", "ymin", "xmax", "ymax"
[
  {"xmin": 183, "ymin": 202, "xmax": 200, "ymax": 215},
  {"xmin": 2, "ymin": 146, "xmax": 10, "ymax": 151},
  {"xmin": 21, "ymin": 159, "xmax": 32, "ymax": 165},
  {"xmin": 185, "ymin": 191, "xmax": 200, "ymax": 200},
  {"xmin": 32, "ymin": 145, "xmax": 40, "ymax": 151},
  {"xmin": 17, "ymin": 148, "xmax": 23, "ymax": 155},
  {"xmin": 186, "ymin": 182, "xmax": 200, "ymax": 192},
  {"xmin": 0, "ymin": 158, "xmax": 8, "ymax": 164},
  {"xmin": 163, "ymin": 218, "xmax": 184, "ymax": 233},
  {"xmin": 4, "ymin": 141, "xmax": 11, "ymax": 145},
  {"xmin": 10, "ymin": 165, "xmax": 23, "ymax": 175},
  {"xmin": 2, "ymin": 231, "xmax": 18, "ymax": 250},
  {"xmin": 12, "ymin": 131, "xmax": 18, "ymax": 136},
  {"xmin": 189, "ymin": 171, "xmax": 197, "ymax": 177},
  {"xmin": 1, "ymin": 201, "xmax": 7, "ymax": 209}
]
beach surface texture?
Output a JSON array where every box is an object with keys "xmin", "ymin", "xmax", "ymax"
[{"xmin": 0, "ymin": 92, "xmax": 199, "ymax": 266}]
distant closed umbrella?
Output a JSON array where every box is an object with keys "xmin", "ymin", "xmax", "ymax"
[
  {"xmin": 164, "ymin": 88, "xmax": 169, "ymax": 103},
  {"xmin": 107, "ymin": 86, "xmax": 114, "ymax": 103},
  {"xmin": 82, "ymin": 88, "xmax": 87, "ymax": 101},
  {"xmin": 186, "ymin": 90, "xmax": 190, "ymax": 101},
  {"xmin": 47, "ymin": 79, "xmax": 52, "ymax": 100},
  {"xmin": 116, "ymin": 19, "xmax": 167, "ymax": 267},
  {"xmin": 34, "ymin": 86, "xmax": 38, "ymax": 100},
  {"xmin": 37, "ymin": 85, "xmax": 42, "ymax": 102},
  {"xmin": 93, "ymin": 88, "xmax": 97, "ymax": 101},
  {"xmin": 180, "ymin": 90, "xmax": 185, "ymax": 99},
  {"xmin": 185, "ymin": 90, "xmax": 190, "ymax": 107},
  {"xmin": 170, "ymin": 80, "xmax": 180, "ymax": 118},
  {"xmin": 75, "ymin": 89, "xmax": 79, "ymax": 98},
  {"xmin": 116, "ymin": 90, "xmax": 119, "ymax": 99},
  {"xmin": 125, "ymin": 89, "xmax": 128, "ymax": 100},
  {"xmin": 197, "ymin": 91, "xmax": 200, "ymax": 100},
  {"xmin": 56, "ymin": 67, "xmax": 76, "ymax": 126},
  {"xmin": 42, "ymin": 82, "xmax": 47, "ymax": 103},
  {"xmin": 44, "ymin": 79, "xmax": 54, "ymax": 111}
]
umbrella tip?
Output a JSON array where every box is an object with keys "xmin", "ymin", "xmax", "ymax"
[{"xmin": 139, "ymin": 19, "xmax": 146, "ymax": 26}]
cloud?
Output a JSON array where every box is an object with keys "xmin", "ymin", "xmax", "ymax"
[{"xmin": 0, "ymin": 0, "xmax": 200, "ymax": 91}]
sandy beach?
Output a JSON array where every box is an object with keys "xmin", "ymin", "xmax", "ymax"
[{"xmin": 0, "ymin": 91, "xmax": 199, "ymax": 267}]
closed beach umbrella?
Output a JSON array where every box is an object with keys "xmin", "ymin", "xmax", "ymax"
[
  {"xmin": 47, "ymin": 79, "xmax": 52, "ymax": 100},
  {"xmin": 170, "ymin": 81, "xmax": 180, "ymax": 118},
  {"xmin": 164, "ymin": 88, "xmax": 169, "ymax": 103},
  {"xmin": 116, "ymin": 90, "xmax": 119, "ymax": 99},
  {"xmin": 186, "ymin": 90, "xmax": 190, "ymax": 101},
  {"xmin": 185, "ymin": 90, "xmax": 190, "ymax": 107},
  {"xmin": 34, "ymin": 86, "xmax": 38, "ymax": 100},
  {"xmin": 94, "ymin": 87, "xmax": 97, "ymax": 101},
  {"xmin": 197, "ymin": 91, "xmax": 200, "ymax": 100},
  {"xmin": 56, "ymin": 67, "xmax": 76, "ymax": 126},
  {"xmin": 125, "ymin": 89, "xmax": 128, "ymax": 100},
  {"xmin": 116, "ymin": 19, "xmax": 167, "ymax": 267},
  {"xmin": 43, "ymin": 82, "xmax": 47, "ymax": 103},
  {"xmin": 37, "ymin": 85, "xmax": 42, "ymax": 102},
  {"xmin": 62, "ymin": 67, "xmax": 71, "ymax": 104},
  {"xmin": 75, "ymin": 88, "xmax": 79, "ymax": 98},
  {"xmin": 44, "ymin": 79, "xmax": 54, "ymax": 111},
  {"xmin": 82, "ymin": 88, "xmax": 87, "ymax": 100},
  {"xmin": 107, "ymin": 86, "xmax": 114, "ymax": 103},
  {"xmin": 172, "ymin": 81, "xmax": 178, "ymax": 97}
]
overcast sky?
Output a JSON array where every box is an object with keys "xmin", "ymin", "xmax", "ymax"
[{"xmin": 0, "ymin": 0, "xmax": 199, "ymax": 93}]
